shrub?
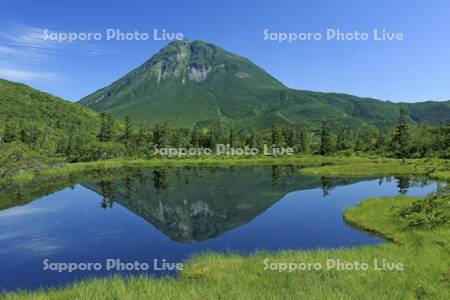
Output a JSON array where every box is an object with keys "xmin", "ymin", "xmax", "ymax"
[
  {"xmin": 0, "ymin": 141, "xmax": 46, "ymax": 180},
  {"xmin": 70, "ymin": 141, "xmax": 126, "ymax": 162},
  {"xmin": 399, "ymin": 187, "xmax": 450, "ymax": 228}
]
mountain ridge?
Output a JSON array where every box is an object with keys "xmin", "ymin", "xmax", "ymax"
[{"xmin": 73, "ymin": 39, "xmax": 449, "ymax": 128}]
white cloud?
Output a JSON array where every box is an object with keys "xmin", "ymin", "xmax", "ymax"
[
  {"xmin": 0, "ymin": 21, "xmax": 118, "ymax": 83},
  {"xmin": 0, "ymin": 67, "xmax": 62, "ymax": 82},
  {"xmin": 0, "ymin": 22, "xmax": 62, "ymax": 83},
  {"xmin": 0, "ymin": 22, "xmax": 60, "ymax": 62},
  {"xmin": 0, "ymin": 23, "xmax": 58, "ymax": 50}
]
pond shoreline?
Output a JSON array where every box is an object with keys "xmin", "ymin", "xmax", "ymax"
[
  {"xmin": 6, "ymin": 156, "xmax": 450, "ymax": 185},
  {"xmin": 3, "ymin": 192, "xmax": 449, "ymax": 299},
  {"xmin": 1, "ymin": 157, "xmax": 448, "ymax": 298}
]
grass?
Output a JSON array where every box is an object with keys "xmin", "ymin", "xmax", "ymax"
[
  {"xmin": 0, "ymin": 155, "xmax": 380, "ymax": 211},
  {"xmin": 7, "ymin": 155, "xmax": 385, "ymax": 184},
  {"xmin": 4, "ymin": 155, "xmax": 426, "ymax": 213},
  {"xmin": 3, "ymin": 193, "xmax": 449, "ymax": 299},
  {"xmin": 300, "ymin": 159, "xmax": 450, "ymax": 181},
  {"xmin": 7, "ymin": 156, "xmax": 448, "ymax": 187},
  {"xmin": 430, "ymin": 171, "xmax": 450, "ymax": 181}
]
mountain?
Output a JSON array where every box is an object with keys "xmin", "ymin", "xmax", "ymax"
[
  {"xmin": 0, "ymin": 79, "xmax": 100, "ymax": 146},
  {"xmin": 79, "ymin": 40, "xmax": 286, "ymax": 128},
  {"xmin": 79, "ymin": 40, "xmax": 450, "ymax": 129}
]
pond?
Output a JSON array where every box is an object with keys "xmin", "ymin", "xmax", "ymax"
[{"xmin": 0, "ymin": 165, "xmax": 438, "ymax": 291}]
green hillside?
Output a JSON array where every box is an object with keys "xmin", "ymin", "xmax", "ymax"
[
  {"xmin": 79, "ymin": 40, "xmax": 450, "ymax": 129},
  {"xmin": 0, "ymin": 79, "xmax": 101, "ymax": 153}
]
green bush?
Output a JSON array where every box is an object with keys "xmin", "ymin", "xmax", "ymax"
[
  {"xmin": 70, "ymin": 141, "xmax": 126, "ymax": 162},
  {"xmin": 0, "ymin": 141, "xmax": 46, "ymax": 180},
  {"xmin": 399, "ymin": 188, "xmax": 450, "ymax": 228}
]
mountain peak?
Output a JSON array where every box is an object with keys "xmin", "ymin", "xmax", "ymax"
[
  {"xmin": 78, "ymin": 40, "xmax": 450, "ymax": 128},
  {"xmin": 78, "ymin": 40, "xmax": 285, "ymax": 127},
  {"xmin": 143, "ymin": 39, "xmax": 244, "ymax": 83}
]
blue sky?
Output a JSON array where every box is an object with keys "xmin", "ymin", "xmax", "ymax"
[{"xmin": 1, "ymin": 0, "xmax": 449, "ymax": 102}]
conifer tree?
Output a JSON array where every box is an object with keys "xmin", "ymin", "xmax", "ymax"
[
  {"xmin": 299, "ymin": 131, "xmax": 308, "ymax": 153},
  {"xmin": 123, "ymin": 116, "xmax": 133, "ymax": 146},
  {"xmin": 375, "ymin": 128, "xmax": 386, "ymax": 154},
  {"xmin": 393, "ymin": 109, "xmax": 410, "ymax": 159},
  {"xmin": 228, "ymin": 127, "xmax": 235, "ymax": 147},
  {"xmin": 320, "ymin": 121, "xmax": 333, "ymax": 156},
  {"xmin": 190, "ymin": 124, "xmax": 202, "ymax": 147},
  {"xmin": 271, "ymin": 124, "xmax": 285, "ymax": 146}
]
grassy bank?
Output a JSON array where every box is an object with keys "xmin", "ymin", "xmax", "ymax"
[
  {"xmin": 7, "ymin": 155, "xmax": 449, "ymax": 186},
  {"xmin": 2, "ymin": 156, "xmax": 447, "ymax": 211},
  {"xmin": 4, "ymin": 193, "xmax": 449, "ymax": 299},
  {"xmin": 0, "ymin": 155, "xmax": 378, "ymax": 211},
  {"xmin": 300, "ymin": 159, "xmax": 449, "ymax": 181},
  {"xmin": 4, "ymin": 155, "xmax": 430, "ymax": 212},
  {"xmin": 430, "ymin": 171, "xmax": 450, "ymax": 181},
  {"xmin": 7, "ymin": 155, "xmax": 386, "ymax": 184}
]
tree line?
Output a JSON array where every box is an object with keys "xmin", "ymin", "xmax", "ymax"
[{"xmin": 1, "ymin": 109, "xmax": 449, "ymax": 165}]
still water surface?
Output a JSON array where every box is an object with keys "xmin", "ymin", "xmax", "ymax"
[{"xmin": 0, "ymin": 165, "xmax": 438, "ymax": 291}]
